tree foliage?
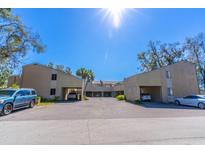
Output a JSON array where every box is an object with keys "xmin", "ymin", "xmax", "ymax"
[
  {"xmin": 137, "ymin": 41, "xmax": 184, "ymax": 72},
  {"xmin": 47, "ymin": 62, "xmax": 72, "ymax": 74},
  {"xmin": 0, "ymin": 9, "xmax": 45, "ymax": 87},
  {"xmin": 184, "ymin": 33, "xmax": 205, "ymax": 90}
]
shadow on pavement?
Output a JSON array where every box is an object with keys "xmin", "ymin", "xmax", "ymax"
[
  {"xmin": 54, "ymin": 100, "xmax": 81, "ymax": 103},
  {"xmin": 128, "ymin": 101, "xmax": 200, "ymax": 110}
]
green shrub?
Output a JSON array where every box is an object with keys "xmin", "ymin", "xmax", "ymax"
[
  {"xmin": 40, "ymin": 97, "xmax": 58, "ymax": 102},
  {"xmin": 116, "ymin": 95, "xmax": 126, "ymax": 101},
  {"xmin": 10, "ymin": 83, "xmax": 20, "ymax": 89},
  {"xmin": 135, "ymin": 99, "xmax": 141, "ymax": 104},
  {"xmin": 84, "ymin": 96, "xmax": 89, "ymax": 100},
  {"xmin": 37, "ymin": 96, "xmax": 41, "ymax": 103},
  {"xmin": 54, "ymin": 96, "xmax": 60, "ymax": 101}
]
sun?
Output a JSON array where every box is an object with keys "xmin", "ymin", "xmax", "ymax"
[{"xmin": 103, "ymin": 8, "xmax": 126, "ymax": 28}]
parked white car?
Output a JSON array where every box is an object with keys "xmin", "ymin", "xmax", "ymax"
[
  {"xmin": 141, "ymin": 93, "xmax": 151, "ymax": 102},
  {"xmin": 175, "ymin": 95, "xmax": 205, "ymax": 109}
]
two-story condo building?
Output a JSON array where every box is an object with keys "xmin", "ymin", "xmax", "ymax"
[{"xmin": 8, "ymin": 61, "xmax": 199, "ymax": 102}]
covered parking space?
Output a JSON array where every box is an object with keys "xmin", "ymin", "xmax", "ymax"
[
  {"xmin": 62, "ymin": 87, "xmax": 82, "ymax": 101},
  {"xmin": 140, "ymin": 86, "xmax": 162, "ymax": 102}
]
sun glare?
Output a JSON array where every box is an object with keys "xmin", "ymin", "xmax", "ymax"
[{"xmin": 104, "ymin": 8, "xmax": 126, "ymax": 28}]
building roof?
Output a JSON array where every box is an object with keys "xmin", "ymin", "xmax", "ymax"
[
  {"xmin": 92, "ymin": 81, "xmax": 119, "ymax": 85},
  {"xmin": 23, "ymin": 63, "xmax": 82, "ymax": 81}
]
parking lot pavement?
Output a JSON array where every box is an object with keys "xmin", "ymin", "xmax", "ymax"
[
  {"xmin": 1, "ymin": 98, "xmax": 205, "ymax": 121},
  {"xmin": 1, "ymin": 97, "xmax": 205, "ymax": 144}
]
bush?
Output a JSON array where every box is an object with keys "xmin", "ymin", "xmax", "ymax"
[
  {"xmin": 116, "ymin": 95, "xmax": 126, "ymax": 101},
  {"xmin": 37, "ymin": 96, "xmax": 41, "ymax": 103},
  {"xmin": 135, "ymin": 99, "xmax": 141, "ymax": 104},
  {"xmin": 10, "ymin": 83, "xmax": 20, "ymax": 89},
  {"xmin": 84, "ymin": 96, "xmax": 89, "ymax": 100},
  {"xmin": 40, "ymin": 96, "xmax": 60, "ymax": 102}
]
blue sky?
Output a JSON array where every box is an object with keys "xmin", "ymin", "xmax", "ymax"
[{"xmin": 13, "ymin": 9, "xmax": 205, "ymax": 81}]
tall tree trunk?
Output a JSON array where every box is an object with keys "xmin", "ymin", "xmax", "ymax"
[
  {"xmin": 84, "ymin": 79, "xmax": 88, "ymax": 96},
  {"xmin": 81, "ymin": 79, "xmax": 84, "ymax": 101}
]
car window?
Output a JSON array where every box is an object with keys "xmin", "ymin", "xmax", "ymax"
[
  {"xmin": 23, "ymin": 90, "xmax": 31, "ymax": 96},
  {"xmin": 184, "ymin": 95, "xmax": 198, "ymax": 99},
  {"xmin": 15, "ymin": 90, "xmax": 25, "ymax": 96},
  {"xmin": 31, "ymin": 90, "xmax": 36, "ymax": 95},
  {"xmin": 0, "ymin": 90, "xmax": 16, "ymax": 97},
  {"xmin": 191, "ymin": 96, "xmax": 200, "ymax": 99}
]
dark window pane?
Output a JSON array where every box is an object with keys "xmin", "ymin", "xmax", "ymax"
[
  {"xmin": 16, "ymin": 91, "xmax": 25, "ymax": 96},
  {"xmin": 50, "ymin": 89, "xmax": 56, "ymax": 95},
  {"xmin": 31, "ymin": 90, "xmax": 36, "ymax": 95},
  {"xmin": 51, "ymin": 74, "xmax": 57, "ymax": 80},
  {"xmin": 23, "ymin": 90, "xmax": 30, "ymax": 96}
]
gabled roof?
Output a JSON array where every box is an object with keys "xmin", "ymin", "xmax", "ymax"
[
  {"xmin": 125, "ymin": 60, "xmax": 195, "ymax": 80},
  {"xmin": 23, "ymin": 63, "xmax": 81, "ymax": 81}
]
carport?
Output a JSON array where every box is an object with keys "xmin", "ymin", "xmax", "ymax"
[
  {"xmin": 62, "ymin": 87, "xmax": 82, "ymax": 100},
  {"xmin": 140, "ymin": 86, "xmax": 162, "ymax": 102}
]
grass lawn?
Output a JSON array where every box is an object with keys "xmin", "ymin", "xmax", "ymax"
[{"xmin": 37, "ymin": 102, "xmax": 54, "ymax": 106}]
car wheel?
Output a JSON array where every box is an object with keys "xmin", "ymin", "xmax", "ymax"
[
  {"xmin": 198, "ymin": 103, "xmax": 205, "ymax": 109},
  {"xmin": 2, "ymin": 103, "xmax": 13, "ymax": 115},
  {"xmin": 29, "ymin": 100, "xmax": 35, "ymax": 108},
  {"xmin": 175, "ymin": 100, "xmax": 180, "ymax": 105}
]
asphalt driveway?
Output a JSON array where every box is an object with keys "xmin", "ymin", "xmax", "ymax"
[{"xmin": 1, "ymin": 98, "xmax": 205, "ymax": 144}]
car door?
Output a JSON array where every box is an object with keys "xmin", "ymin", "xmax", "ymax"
[
  {"xmin": 182, "ymin": 96, "xmax": 193, "ymax": 106},
  {"xmin": 189, "ymin": 96, "xmax": 199, "ymax": 106},
  {"xmin": 183, "ymin": 96, "xmax": 198, "ymax": 106},
  {"xmin": 22, "ymin": 90, "xmax": 31, "ymax": 105},
  {"xmin": 13, "ymin": 90, "xmax": 26, "ymax": 108}
]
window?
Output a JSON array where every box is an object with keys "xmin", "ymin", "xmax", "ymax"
[
  {"xmin": 50, "ymin": 89, "xmax": 56, "ymax": 95},
  {"xmin": 168, "ymin": 88, "xmax": 173, "ymax": 96},
  {"xmin": 0, "ymin": 90, "xmax": 16, "ymax": 97},
  {"xmin": 51, "ymin": 74, "xmax": 57, "ymax": 80},
  {"xmin": 166, "ymin": 70, "xmax": 171, "ymax": 79},
  {"xmin": 23, "ymin": 90, "xmax": 30, "ymax": 96},
  {"xmin": 16, "ymin": 90, "xmax": 25, "ymax": 97},
  {"xmin": 184, "ymin": 95, "xmax": 200, "ymax": 99},
  {"xmin": 31, "ymin": 90, "xmax": 36, "ymax": 95}
]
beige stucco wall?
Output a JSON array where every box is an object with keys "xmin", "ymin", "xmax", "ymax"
[
  {"xmin": 21, "ymin": 64, "xmax": 52, "ymax": 98},
  {"xmin": 170, "ymin": 62, "xmax": 199, "ymax": 98},
  {"xmin": 113, "ymin": 83, "xmax": 124, "ymax": 92}
]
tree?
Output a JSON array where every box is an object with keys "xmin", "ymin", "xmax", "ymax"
[
  {"xmin": 76, "ymin": 68, "xmax": 95, "ymax": 101},
  {"xmin": 137, "ymin": 41, "xmax": 163, "ymax": 72},
  {"xmin": 184, "ymin": 33, "xmax": 205, "ymax": 90},
  {"xmin": 137, "ymin": 40, "xmax": 185, "ymax": 72},
  {"xmin": 55, "ymin": 65, "xmax": 65, "ymax": 72},
  {"xmin": 0, "ymin": 60, "xmax": 12, "ymax": 87},
  {"xmin": 0, "ymin": 9, "xmax": 45, "ymax": 87},
  {"xmin": 160, "ymin": 42, "xmax": 184, "ymax": 65},
  {"xmin": 84, "ymin": 69, "xmax": 95, "ymax": 93},
  {"xmin": 47, "ymin": 62, "xmax": 54, "ymax": 68},
  {"xmin": 65, "ymin": 67, "xmax": 72, "ymax": 74},
  {"xmin": 47, "ymin": 62, "xmax": 72, "ymax": 74}
]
